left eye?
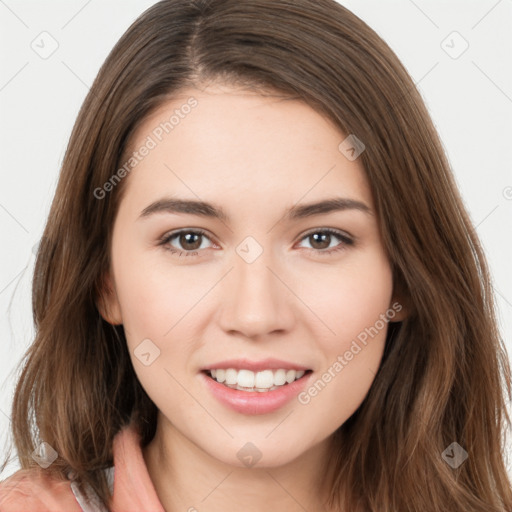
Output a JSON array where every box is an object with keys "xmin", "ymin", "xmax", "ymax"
[{"xmin": 296, "ymin": 228, "xmax": 353, "ymax": 253}]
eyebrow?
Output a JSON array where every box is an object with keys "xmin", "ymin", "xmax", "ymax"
[{"xmin": 138, "ymin": 196, "xmax": 372, "ymax": 222}]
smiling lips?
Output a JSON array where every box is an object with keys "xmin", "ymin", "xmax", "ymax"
[
  {"xmin": 201, "ymin": 369, "xmax": 312, "ymax": 415},
  {"xmin": 200, "ymin": 358, "xmax": 313, "ymax": 414}
]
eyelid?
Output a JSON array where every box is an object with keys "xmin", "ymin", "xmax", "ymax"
[{"xmin": 299, "ymin": 227, "xmax": 354, "ymax": 243}]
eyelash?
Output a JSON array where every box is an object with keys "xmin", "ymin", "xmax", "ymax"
[{"xmin": 158, "ymin": 228, "xmax": 354, "ymax": 258}]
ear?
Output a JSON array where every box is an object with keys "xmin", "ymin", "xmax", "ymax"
[
  {"xmin": 387, "ymin": 297, "xmax": 408, "ymax": 322},
  {"xmin": 388, "ymin": 279, "xmax": 409, "ymax": 322},
  {"xmin": 95, "ymin": 271, "xmax": 123, "ymax": 325}
]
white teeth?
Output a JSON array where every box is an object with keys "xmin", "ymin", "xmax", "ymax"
[
  {"xmin": 207, "ymin": 368, "xmax": 308, "ymax": 391},
  {"xmin": 274, "ymin": 369, "xmax": 286, "ymax": 386},
  {"xmin": 255, "ymin": 369, "xmax": 274, "ymax": 388},
  {"xmin": 237, "ymin": 369, "xmax": 255, "ymax": 388},
  {"xmin": 225, "ymin": 368, "xmax": 238, "ymax": 385}
]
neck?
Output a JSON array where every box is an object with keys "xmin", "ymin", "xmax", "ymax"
[{"xmin": 142, "ymin": 413, "xmax": 337, "ymax": 512}]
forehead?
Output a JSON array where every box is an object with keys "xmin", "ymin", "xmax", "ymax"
[{"xmin": 119, "ymin": 84, "xmax": 373, "ymax": 218}]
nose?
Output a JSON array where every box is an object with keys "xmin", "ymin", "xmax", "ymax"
[{"xmin": 217, "ymin": 246, "xmax": 296, "ymax": 339}]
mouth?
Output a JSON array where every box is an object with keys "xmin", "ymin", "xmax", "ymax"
[{"xmin": 203, "ymin": 368, "xmax": 313, "ymax": 393}]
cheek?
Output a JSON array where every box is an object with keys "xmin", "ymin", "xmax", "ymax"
[
  {"xmin": 295, "ymin": 255, "xmax": 393, "ymax": 423},
  {"xmin": 111, "ymin": 248, "xmax": 202, "ymax": 406},
  {"xmin": 110, "ymin": 245, "xmax": 183, "ymax": 345},
  {"xmin": 300, "ymin": 249, "xmax": 394, "ymax": 346}
]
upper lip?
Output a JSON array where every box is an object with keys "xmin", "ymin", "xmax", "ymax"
[{"xmin": 201, "ymin": 358, "xmax": 311, "ymax": 372}]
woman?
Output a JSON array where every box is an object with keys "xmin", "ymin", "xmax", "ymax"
[{"xmin": 1, "ymin": 0, "xmax": 511, "ymax": 510}]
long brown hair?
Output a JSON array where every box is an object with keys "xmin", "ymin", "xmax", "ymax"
[{"xmin": 2, "ymin": 1, "xmax": 511, "ymax": 510}]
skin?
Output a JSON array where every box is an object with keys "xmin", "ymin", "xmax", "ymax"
[{"xmin": 99, "ymin": 82, "xmax": 406, "ymax": 512}]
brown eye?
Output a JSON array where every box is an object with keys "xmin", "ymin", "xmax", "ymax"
[
  {"xmin": 307, "ymin": 232, "xmax": 332, "ymax": 250},
  {"xmin": 177, "ymin": 232, "xmax": 202, "ymax": 251},
  {"xmin": 297, "ymin": 228, "xmax": 354, "ymax": 256},
  {"xmin": 159, "ymin": 229, "xmax": 213, "ymax": 255}
]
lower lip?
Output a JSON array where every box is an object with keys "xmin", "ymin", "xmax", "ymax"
[{"xmin": 200, "ymin": 371, "xmax": 312, "ymax": 415}]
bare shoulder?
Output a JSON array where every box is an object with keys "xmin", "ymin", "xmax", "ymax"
[{"xmin": 0, "ymin": 468, "xmax": 82, "ymax": 511}]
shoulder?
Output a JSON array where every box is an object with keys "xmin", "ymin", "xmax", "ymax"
[{"xmin": 0, "ymin": 468, "xmax": 83, "ymax": 511}]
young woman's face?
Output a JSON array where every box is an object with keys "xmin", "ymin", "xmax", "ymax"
[{"xmin": 101, "ymin": 83, "xmax": 404, "ymax": 467}]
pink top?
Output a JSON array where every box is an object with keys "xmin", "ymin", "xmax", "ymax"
[{"xmin": 0, "ymin": 424, "xmax": 166, "ymax": 511}]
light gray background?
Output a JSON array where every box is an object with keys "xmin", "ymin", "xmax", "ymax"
[{"xmin": 1, "ymin": 0, "xmax": 511, "ymax": 480}]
